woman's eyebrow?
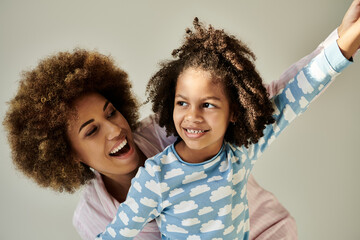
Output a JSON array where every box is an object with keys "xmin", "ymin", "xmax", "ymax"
[
  {"xmin": 79, "ymin": 119, "xmax": 94, "ymax": 133},
  {"xmin": 103, "ymin": 100, "xmax": 110, "ymax": 111}
]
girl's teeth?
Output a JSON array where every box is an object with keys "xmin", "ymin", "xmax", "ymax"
[
  {"xmin": 186, "ymin": 129, "xmax": 204, "ymax": 134},
  {"xmin": 110, "ymin": 139, "xmax": 127, "ymax": 154}
]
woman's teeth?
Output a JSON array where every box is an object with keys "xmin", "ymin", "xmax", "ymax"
[
  {"xmin": 186, "ymin": 129, "xmax": 205, "ymax": 134},
  {"xmin": 110, "ymin": 139, "xmax": 127, "ymax": 155}
]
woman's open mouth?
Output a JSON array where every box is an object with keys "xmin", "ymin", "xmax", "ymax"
[{"xmin": 109, "ymin": 139, "xmax": 131, "ymax": 157}]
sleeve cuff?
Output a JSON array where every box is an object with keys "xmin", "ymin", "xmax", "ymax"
[{"xmin": 324, "ymin": 40, "xmax": 352, "ymax": 73}]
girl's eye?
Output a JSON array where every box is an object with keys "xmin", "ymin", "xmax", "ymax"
[
  {"xmin": 177, "ymin": 101, "xmax": 188, "ymax": 107},
  {"xmin": 203, "ymin": 103, "xmax": 215, "ymax": 108},
  {"xmin": 85, "ymin": 126, "xmax": 98, "ymax": 137}
]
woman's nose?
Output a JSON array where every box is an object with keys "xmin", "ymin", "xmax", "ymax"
[{"xmin": 105, "ymin": 121, "xmax": 121, "ymax": 140}]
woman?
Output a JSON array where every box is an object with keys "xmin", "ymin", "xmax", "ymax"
[{"xmin": 3, "ymin": 3, "xmax": 359, "ymax": 239}]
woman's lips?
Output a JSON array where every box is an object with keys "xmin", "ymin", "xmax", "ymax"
[{"xmin": 109, "ymin": 138, "xmax": 131, "ymax": 157}]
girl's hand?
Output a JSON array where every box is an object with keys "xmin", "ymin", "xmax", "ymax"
[
  {"xmin": 338, "ymin": 0, "xmax": 360, "ymax": 38},
  {"xmin": 337, "ymin": 16, "xmax": 360, "ymax": 59}
]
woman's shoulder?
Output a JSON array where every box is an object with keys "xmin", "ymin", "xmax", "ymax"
[
  {"xmin": 134, "ymin": 114, "xmax": 177, "ymax": 155},
  {"xmin": 73, "ymin": 172, "xmax": 118, "ymax": 239}
]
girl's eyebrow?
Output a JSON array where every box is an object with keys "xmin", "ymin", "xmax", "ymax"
[
  {"xmin": 201, "ymin": 96, "xmax": 221, "ymax": 101},
  {"xmin": 175, "ymin": 94, "xmax": 221, "ymax": 101}
]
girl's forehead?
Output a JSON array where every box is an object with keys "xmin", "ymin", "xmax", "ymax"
[{"xmin": 178, "ymin": 68, "xmax": 225, "ymax": 88}]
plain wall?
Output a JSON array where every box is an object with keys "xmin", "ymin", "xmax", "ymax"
[{"xmin": 0, "ymin": 0, "xmax": 359, "ymax": 239}]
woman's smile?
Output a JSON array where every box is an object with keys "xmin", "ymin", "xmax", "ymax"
[{"xmin": 67, "ymin": 92, "xmax": 143, "ymax": 178}]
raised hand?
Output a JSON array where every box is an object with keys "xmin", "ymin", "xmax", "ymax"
[{"xmin": 338, "ymin": 0, "xmax": 360, "ymax": 37}]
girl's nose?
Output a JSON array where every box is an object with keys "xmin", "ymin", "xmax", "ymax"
[
  {"xmin": 185, "ymin": 107, "xmax": 202, "ymax": 123},
  {"xmin": 105, "ymin": 121, "xmax": 121, "ymax": 140}
]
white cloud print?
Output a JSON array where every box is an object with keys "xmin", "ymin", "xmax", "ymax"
[
  {"xmin": 119, "ymin": 228, "xmax": 140, "ymax": 237},
  {"xmin": 160, "ymin": 182, "xmax": 170, "ymax": 193},
  {"xmin": 106, "ymin": 227, "xmax": 116, "ymax": 238},
  {"xmin": 232, "ymin": 167, "xmax": 246, "ymax": 185},
  {"xmin": 240, "ymin": 184, "xmax": 247, "ymax": 199},
  {"xmin": 272, "ymin": 101, "xmax": 280, "ymax": 115},
  {"xmin": 273, "ymin": 122, "xmax": 281, "ymax": 133},
  {"xmin": 219, "ymin": 160, "xmax": 229, "ymax": 172},
  {"xmin": 198, "ymin": 206, "xmax": 214, "ymax": 215},
  {"xmin": 166, "ymin": 224, "xmax": 188, "ymax": 234},
  {"xmin": 146, "ymin": 164, "xmax": 161, "ymax": 177},
  {"xmin": 309, "ymin": 61, "xmax": 326, "ymax": 80},
  {"xmin": 189, "ymin": 184, "xmax": 210, "ymax": 197},
  {"xmin": 297, "ymin": 71, "xmax": 314, "ymax": 94},
  {"xmin": 283, "ymin": 104, "xmax": 296, "ymax": 122},
  {"xmin": 182, "ymin": 171, "xmax": 207, "ymax": 184},
  {"xmin": 169, "ymin": 188, "xmax": 184, "ymax": 198},
  {"xmin": 132, "ymin": 216, "xmax": 145, "ymax": 223},
  {"xmin": 285, "ymin": 88, "xmax": 295, "ymax": 102},
  {"xmin": 164, "ymin": 168, "xmax": 184, "ymax": 179},
  {"xmin": 160, "ymin": 152, "xmax": 177, "ymax": 164},
  {"xmin": 174, "ymin": 200, "xmax": 198, "ymax": 214},
  {"xmin": 218, "ymin": 204, "xmax": 231, "ymax": 217},
  {"xmin": 182, "ymin": 218, "xmax": 201, "ymax": 226},
  {"xmin": 299, "ymin": 96, "xmax": 309, "ymax": 109},
  {"xmin": 133, "ymin": 181, "xmax": 142, "ymax": 193},
  {"xmin": 207, "ymin": 175, "xmax": 223, "ymax": 182},
  {"xmin": 140, "ymin": 197, "xmax": 158, "ymax": 208},
  {"xmin": 119, "ymin": 211, "xmax": 129, "ymax": 225},
  {"xmin": 200, "ymin": 220, "xmax": 225, "ymax": 233},
  {"xmin": 210, "ymin": 186, "xmax": 232, "ymax": 202},
  {"xmin": 232, "ymin": 202, "xmax": 245, "ymax": 220},
  {"xmin": 145, "ymin": 180, "xmax": 161, "ymax": 196},
  {"xmin": 223, "ymin": 225, "xmax": 235, "ymax": 235},
  {"xmin": 125, "ymin": 197, "xmax": 139, "ymax": 213},
  {"xmin": 187, "ymin": 235, "xmax": 201, "ymax": 240}
]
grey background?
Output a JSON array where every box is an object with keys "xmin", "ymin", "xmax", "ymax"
[{"xmin": 0, "ymin": 0, "xmax": 359, "ymax": 239}]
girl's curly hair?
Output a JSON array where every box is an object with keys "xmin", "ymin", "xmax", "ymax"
[
  {"xmin": 146, "ymin": 18, "xmax": 275, "ymax": 147},
  {"xmin": 3, "ymin": 49, "xmax": 139, "ymax": 193}
]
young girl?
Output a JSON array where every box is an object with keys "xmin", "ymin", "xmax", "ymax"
[{"xmin": 95, "ymin": 16, "xmax": 358, "ymax": 239}]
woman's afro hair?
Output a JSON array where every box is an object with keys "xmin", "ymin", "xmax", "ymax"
[
  {"xmin": 146, "ymin": 18, "xmax": 275, "ymax": 147},
  {"xmin": 3, "ymin": 49, "xmax": 139, "ymax": 193}
]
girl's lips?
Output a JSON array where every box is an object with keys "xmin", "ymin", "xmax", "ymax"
[{"xmin": 183, "ymin": 127, "xmax": 209, "ymax": 138}]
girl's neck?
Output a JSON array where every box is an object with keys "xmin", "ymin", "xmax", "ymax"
[
  {"xmin": 102, "ymin": 147, "xmax": 146, "ymax": 203},
  {"xmin": 174, "ymin": 140, "xmax": 223, "ymax": 164}
]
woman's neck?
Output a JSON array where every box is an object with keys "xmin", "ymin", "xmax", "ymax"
[{"xmin": 102, "ymin": 146, "xmax": 147, "ymax": 203}]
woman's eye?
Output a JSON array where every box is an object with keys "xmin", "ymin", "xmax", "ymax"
[
  {"xmin": 203, "ymin": 103, "xmax": 215, "ymax": 108},
  {"xmin": 85, "ymin": 127, "xmax": 98, "ymax": 137},
  {"xmin": 107, "ymin": 109, "xmax": 116, "ymax": 118}
]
